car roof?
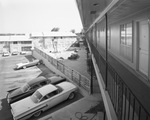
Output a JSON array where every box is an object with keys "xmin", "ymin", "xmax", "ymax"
[
  {"xmin": 56, "ymin": 81, "xmax": 76, "ymax": 90},
  {"xmin": 47, "ymin": 75, "xmax": 65, "ymax": 82},
  {"xmin": 37, "ymin": 84, "xmax": 58, "ymax": 96},
  {"xmin": 28, "ymin": 76, "xmax": 46, "ymax": 85}
]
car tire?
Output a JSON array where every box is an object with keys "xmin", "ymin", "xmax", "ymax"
[
  {"xmin": 68, "ymin": 92, "xmax": 75, "ymax": 100},
  {"xmin": 34, "ymin": 111, "xmax": 42, "ymax": 117},
  {"xmin": 23, "ymin": 66, "xmax": 26, "ymax": 69},
  {"xmin": 40, "ymin": 60, "xmax": 43, "ymax": 64}
]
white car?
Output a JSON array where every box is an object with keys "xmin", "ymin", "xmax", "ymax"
[
  {"xmin": 11, "ymin": 81, "xmax": 77, "ymax": 120},
  {"xmin": 14, "ymin": 59, "xmax": 42, "ymax": 70},
  {"xmin": 12, "ymin": 51, "xmax": 19, "ymax": 55},
  {"xmin": 20, "ymin": 51, "xmax": 27, "ymax": 55},
  {"xmin": 2, "ymin": 51, "xmax": 10, "ymax": 57}
]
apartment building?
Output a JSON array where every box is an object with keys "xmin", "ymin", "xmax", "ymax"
[
  {"xmin": 76, "ymin": 0, "xmax": 150, "ymax": 120},
  {"xmin": 30, "ymin": 32, "xmax": 77, "ymax": 52},
  {"xmin": 0, "ymin": 34, "xmax": 33, "ymax": 53}
]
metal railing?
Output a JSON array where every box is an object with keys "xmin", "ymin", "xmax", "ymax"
[
  {"xmin": 34, "ymin": 47, "xmax": 91, "ymax": 94},
  {"xmin": 88, "ymin": 41, "xmax": 150, "ymax": 120}
]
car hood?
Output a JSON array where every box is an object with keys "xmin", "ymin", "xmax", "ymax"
[
  {"xmin": 17, "ymin": 62, "xmax": 29, "ymax": 67},
  {"xmin": 11, "ymin": 97, "xmax": 35, "ymax": 117},
  {"xmin": 8, "ymin": 88, "xmax": 23, "ymax": 98}
]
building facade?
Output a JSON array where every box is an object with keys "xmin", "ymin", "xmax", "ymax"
[
  {"xmin": 0, "ymin": 35, "xmax": 33, "ymax": 53},
  {"xmin": 30, "ymin": 32, "xmax": 77, "ymax": 52},
  {"xmin": 76, "ymin": 0, "xmax": 150, "ymax": 120}
]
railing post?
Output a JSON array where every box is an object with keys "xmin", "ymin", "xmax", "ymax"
[
  {"xmin": 79, "ymin": 74, "xmax": 81, "ymax": 87},
  {"xmin": 71, "ymin": 70, "xmax": 73, "ymax": 80},
  {"xmin": 63, "ymin": 64, "xmax": 65, "ymax": 74},
  {"xmin": 103, "ymin": 110, "xmax": 106, "ymax": 120},
  {"xmin": 52, "ymin": 58, "xmax": 53, "ymax": 65},
  {"xmin": 90, "ymin": 56, "xmax": 93, "ymax": 94},
  {"xmin": 57, "ymin": 60, "xmax": 58, "ymax": 69}
]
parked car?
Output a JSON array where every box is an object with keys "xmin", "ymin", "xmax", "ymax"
[
  {"xmin": 12, "ymin": 51, "xmax": 19, "ymax": 55},
  {"xmin": 68, "ymin": 53, "xmax": 79, "ymax": 60},
  {"xmin": 11, "ymin": 81, "xmax": 77, "ymax": 120},
  {"xmin": 2, "ymin": 51, "xmax": 10, "ymax": 57},
  {"xmin": 20, "ymin": 51, "xmax": 27, "ymax": 55},
  {"xmin": 7, "ymin": 75, "xmax": 66, "ymax": 104},
  {"xmin": 14, "ymin": 59, "xmax": 43, "ymax": 70}
]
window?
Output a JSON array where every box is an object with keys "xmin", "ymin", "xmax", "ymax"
[
  {"xmin": 41, "ymin": 96, "xmax": 48, "ymax": 102},
  {"xmin": 107, "ymin": 27, "xmax": 111, "ymax": 49},
  {"xmin": 31, "ymin": 84, "xmax": 39, "ymax": 90},
  {"xmin": 21, "ymin": 46, "xmax": 32, "ymax": 51},
  {"xmin": 120, "ymin": 23, "xmax": 132, "ymax": 46},
  {"xmin": 120, "ymin": 22, "xmax": 133, "ymax": 61},
  {"xmin": 21, "ymin": 83, "xmax": 30, "ymax": 92},
  {"xmin": 13, "ymin": 41, "xmax": 18, "ymax": 44},
  {"xmin": 21, "ymin": 41, "xmax": 32, "ymax": 44},
  {"xmin": 47, "ymin": 90, "xmax": 58, "ymax": 98},
  {"xmin": 126, "ymin": 23, "xmax": 132, "ymax": 46},
  {"xmin": 40, "ymin": 81, "xmax": 47, "ymax": 86}
]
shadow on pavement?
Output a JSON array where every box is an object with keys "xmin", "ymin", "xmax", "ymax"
[
  {"xmin": 24, "ymin": 55, "xmax": 56, "ymax": 78},
  {"xmin": 36, "ymin": 64, "xmax": 56, "ymax": 78},
  {"xmin": 24, "ymin": 54, "xmax": 36, "ymax": 62},
  {"xmin": 0, "ymin": 98, "xmax": 13, "ymax": 120},
  {"xmin": 24, "ymin": 55, "xmax": 56, "ymax": 77}
]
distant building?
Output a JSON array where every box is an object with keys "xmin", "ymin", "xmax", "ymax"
[
  {"xmin": 30, "ymin": 32, "xmax": 77, "ymax": 52},
  {"xmin": 0, "ymin": 34, "xmax": 33, "ymax": 53}
]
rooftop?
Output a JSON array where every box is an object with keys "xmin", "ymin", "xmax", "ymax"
[
  {"xmin": 0, "ymin": 35, "xmax": 32, "ymax": 42},
  {"xmin": 30, "ymin": 32, "xmax": 77, "ymax": 38}
]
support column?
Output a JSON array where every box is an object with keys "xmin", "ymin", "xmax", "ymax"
[{"xmin": 105, "ymin": 13, "xmax": 108, "ymax": 90}]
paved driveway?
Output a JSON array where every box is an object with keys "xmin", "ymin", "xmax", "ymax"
[{"xmin": 0, "ymin": 54, "xmax": 83, "ymax": 120}]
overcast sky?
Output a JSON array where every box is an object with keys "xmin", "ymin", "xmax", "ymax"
[{"xmin": 0, "ymin": 0, "xmax": 83, "ymax": 33}]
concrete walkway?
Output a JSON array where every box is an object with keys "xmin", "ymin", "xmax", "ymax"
[{"xmin": 40, "ymin": 94, "xmax": 103, "ymax": 120}]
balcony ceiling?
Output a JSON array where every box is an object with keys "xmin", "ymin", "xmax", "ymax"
[
  {"xmin": 108, "ymin": 0, "xmax": 150, "ymax": 24},
  {"xmin": 76, "ymin": 0, "xmax": 110, "ymax": 30},
  {"xmin": 76, "ymin": 0, "xmax": 150, "ymax": 30}
]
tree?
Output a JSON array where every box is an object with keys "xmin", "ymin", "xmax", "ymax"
[
  {"xmin": 70, "ymin": 29, "xmax": 75, "ymax": 33},
  {"xmin": 51, "ymin": 27, "xmax": 60, "ymax": 32}
]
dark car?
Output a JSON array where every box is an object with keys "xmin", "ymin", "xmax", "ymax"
[
  {"xmin": 68, "ymin": 53, "xmax": 79, "ymax": 60},
  {"xmin": 7, "ymin": 75, "xmax": 66, "ymax": 104}
]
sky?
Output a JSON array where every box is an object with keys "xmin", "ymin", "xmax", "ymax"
[{"xmin": 0, "ymin": 0, "xmax": 83, "ymax": 33}]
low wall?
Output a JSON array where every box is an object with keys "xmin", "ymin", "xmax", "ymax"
[
  {"xmin": 32, "ymin": 47, "xmax": 91, "ymax": 95},
  {"xmin": 32, "ymin": 49, "xmax": 65, "ymax": 77}
]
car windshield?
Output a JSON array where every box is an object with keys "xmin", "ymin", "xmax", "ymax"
[
  {"xmin": 30, "ymin": 91, "xmax": 43, "ymax": 103},
  {"xmin": 15, "ymin": 65, "xmax": 18, "ymax": 68},
  {"xmin": 21, "ymin": 83, "xmax": 30, "ymax": 93},
  {"xmin": 4, "ymin": 52, "xmax": 9, "ymax": 54}
]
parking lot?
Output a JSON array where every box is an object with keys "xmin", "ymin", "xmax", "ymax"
[{"xmin": 0, "ymin": 54, "xmax": 83, "ymax": 120}]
